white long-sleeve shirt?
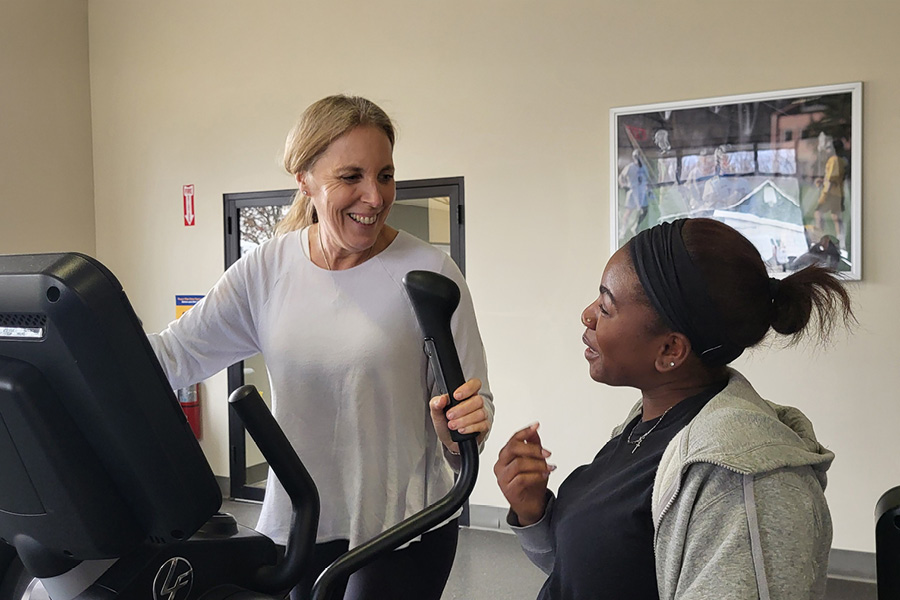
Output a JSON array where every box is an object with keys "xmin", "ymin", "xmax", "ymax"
[{"xmin": 148, "ymin": 228, "xmax": 492, "ymax": 547}]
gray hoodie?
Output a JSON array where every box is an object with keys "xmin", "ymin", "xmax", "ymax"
[{"xmin": 512, "ymin": 369, "xmax": 834, "ymax": 599}]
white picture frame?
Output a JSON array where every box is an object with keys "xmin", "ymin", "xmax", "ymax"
[{"xmin": 610, "ymin": 82, "xmax": 862, "ymax": 279}]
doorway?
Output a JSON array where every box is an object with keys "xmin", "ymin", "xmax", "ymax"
[{"xmin": 223, "ymin": 177, "xmax": 465, "ymax": 501}]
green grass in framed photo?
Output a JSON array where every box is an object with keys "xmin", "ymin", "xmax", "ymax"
[{"xmin": 610, "ymin": 82, "xmax": 862, "ymax": 280}]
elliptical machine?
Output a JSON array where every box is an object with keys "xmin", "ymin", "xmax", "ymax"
[
  {"xmin": 0, "ymin": 253, "xmax": 477, "ymax": 600},
  {"xmin": 876, "ymin": 486, "xmax": 900, "ymax": 600}
]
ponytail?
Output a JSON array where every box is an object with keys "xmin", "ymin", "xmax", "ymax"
[
  {"xmin": 274, "ymin": 191, "xmax": 317, "ymax": 236},
  {"xmin": 770, "ymin": 264, "xmax": 855, "ymax": 345}
]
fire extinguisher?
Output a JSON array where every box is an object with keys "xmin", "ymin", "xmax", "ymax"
[{"xmin": 177, "ymin": 383, "xmax": 202, "ymax": 440}]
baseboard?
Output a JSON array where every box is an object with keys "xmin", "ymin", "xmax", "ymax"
[
  {"xmin": 467, "ymin": 504, "xmax": 876, "ymax": 582},
  {"xmin": 216, "ymin": 465, "xmax": 268, "ymax": 497},
  {"xmin": 468, "ymin": 504, "xmax": 513, "ymax": 532},
  {"xmin": 246, "ymin": 462, "xmax": 269, "ymax": 486},
  {"xmin": 828, "ymin": 548, "xmax": 876, "ymax": 582},
  {"xmin": 215, "ymin": 475, "xmax": 229, "ymax": 496},
  {"xmin": 208, "ymin": 492, "xmax": 877, "ymax": 583}
]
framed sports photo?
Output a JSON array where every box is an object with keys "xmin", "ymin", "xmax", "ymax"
[{"xmin": 611, "ymin": 82, "xmax": 862, "ymax": 279}]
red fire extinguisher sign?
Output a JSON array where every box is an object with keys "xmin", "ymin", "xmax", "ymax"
[{"xmin": 183, "ymin": 184, "xmax": 196, "ymax": 226}]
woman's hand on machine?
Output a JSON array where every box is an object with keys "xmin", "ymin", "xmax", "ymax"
[
  {"xmin": 430, "ymin": 378, "xmax": 492, "ymax": 454},
  {"xmin": 494, "ymin": 423, "xmax": 554, "ymax": 527}
]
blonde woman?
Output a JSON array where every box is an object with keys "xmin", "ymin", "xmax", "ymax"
[{"xmin": 150, "ymin": 95, "xmax": 493, "ymax": 599}]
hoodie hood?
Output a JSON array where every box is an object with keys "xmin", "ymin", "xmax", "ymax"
[
  {"xmin": 648, "ymin": 368, "xmax": 834, "ymax": 523},
  {"xmin": 673, "ymin": 369, "xmax": 833, "ymax": 480}
]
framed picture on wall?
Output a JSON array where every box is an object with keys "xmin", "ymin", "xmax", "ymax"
[{"xmin": 610, "ymin": 82, "xmax": 862, "ymax": 279}]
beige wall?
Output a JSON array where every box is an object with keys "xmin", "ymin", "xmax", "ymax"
[
  {"xmin": 81, "ymin": 0, "xmax": 900, "ymax": 554},
  {"xmin": 0, "ymin": 0, "xmax": 94, "ymax": 255}
]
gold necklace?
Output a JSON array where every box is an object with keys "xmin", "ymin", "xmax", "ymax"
[
  {"xmin": 626, "ymin": 406, "xmax": 672, "ymax": 454},
  {"xmin": 317, "ymin": 225, "xmax": 333, "ymax": 271},
  {"xmin": 317, "ymin": 224, "xmax": 377, "ymax": 271}
]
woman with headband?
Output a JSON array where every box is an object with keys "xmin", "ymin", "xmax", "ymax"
[{"xmin": 494, "ymin": 218, "xmax": 853, "ymax": 600}]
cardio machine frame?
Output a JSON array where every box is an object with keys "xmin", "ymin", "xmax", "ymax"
[{"xmin": 0, "ymin": 253, "xmax": 477, "ymax": 600}]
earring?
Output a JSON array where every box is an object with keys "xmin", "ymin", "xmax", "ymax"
[
  {"xmin": 302, "ymin": 190, "xmax": 310, "ymax": 197},
  {"xmin": 669, "ymin": 362, "xmax": 676, "ymax": 367}
]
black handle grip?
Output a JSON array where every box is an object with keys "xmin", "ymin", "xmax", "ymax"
[
  {"xmin": 403, "ymin": 270, "xmax": 477, "ymax": 443},
  {"xmin": 229, "ymin": 385, "xmax": 320, "ymax": 595},
  {"xmin": 876, "ymin": 486, "xmax": 900, "ymax": 600}
]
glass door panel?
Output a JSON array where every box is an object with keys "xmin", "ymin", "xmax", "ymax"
[
  {"xmin": 238, "ymin": 205, "xmax": 288, "ymax": 491},
  {"xmin": 242, "ymin": 352, "xmax": 273, "ymax": 489},
  {"xmin": 386, "ymin": 196, "xmax": 452, "ymax": 254}
]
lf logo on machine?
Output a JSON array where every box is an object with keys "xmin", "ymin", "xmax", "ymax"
[{"xmin": 153, "ymin": 557, "xmax": 194, "ymax": 600}]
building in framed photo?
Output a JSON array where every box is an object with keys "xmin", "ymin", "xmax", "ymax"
[{"xmin": 611, "ymin": 83, "xmax": 862, "ymax": 279}]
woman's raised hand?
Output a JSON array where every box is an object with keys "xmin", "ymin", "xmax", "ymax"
[{"xmin": 494, "ymin": 423, "xmax": 554, "ymax": 526}]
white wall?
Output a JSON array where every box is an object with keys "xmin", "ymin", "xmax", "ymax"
[
  {"xmin": 0, "ymin": 0, "xmax": 94, "ymax": 255},
  {"xmin": 82, "ymin": 0, "xmax": 900, "ymax": 554}
]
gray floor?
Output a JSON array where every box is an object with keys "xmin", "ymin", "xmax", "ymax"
[{"xmin": 221, "ymin": 499, "xmax": 876, "ymax": 599}]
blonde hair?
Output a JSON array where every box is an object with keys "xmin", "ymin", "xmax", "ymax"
[{"xmin": 275, "ymin": 95, "xmax": 396, "ymax": 235}]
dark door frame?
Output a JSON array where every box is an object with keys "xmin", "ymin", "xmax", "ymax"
[
  {"xmin": 223, "ymin": 177, "xmax": 465, "ymax": 502},
  {"xmin": 394, "ymin": 176, "xmax": 466, "ymax": 274},
  {"xmin": 223, "ymin": 188, "xmax": 295, "ymax": 501}
]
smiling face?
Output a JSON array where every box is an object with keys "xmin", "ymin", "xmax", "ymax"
[
  {"xmin": 581, "ymin": 247, "xmax": 670, "ymax": 387},
  {"xmin": 299, "ymin": 125, "xmax": 396, "ymax": 263}
]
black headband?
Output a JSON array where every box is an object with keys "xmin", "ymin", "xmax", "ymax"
[{"xmin": 629, "ymin": 219, "xmax": 743, "ymax": 367}]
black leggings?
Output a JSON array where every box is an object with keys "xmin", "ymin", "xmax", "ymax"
[{"xmin": 289, "ymin": 519, "xmax": 459, "ymax": 600}]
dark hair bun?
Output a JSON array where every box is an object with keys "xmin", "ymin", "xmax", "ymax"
[
  {"xmin": 770, "ymin": 265, "xmax": 853, "ymax": 343},
  {"xmin": 770, "ymin": 275, "xmax": 810, "ymax": 336}
]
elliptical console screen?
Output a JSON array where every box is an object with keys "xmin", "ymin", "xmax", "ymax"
[{"xmin": 0, "ymin": 253, "xmax": 220, "ymax": 564}]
